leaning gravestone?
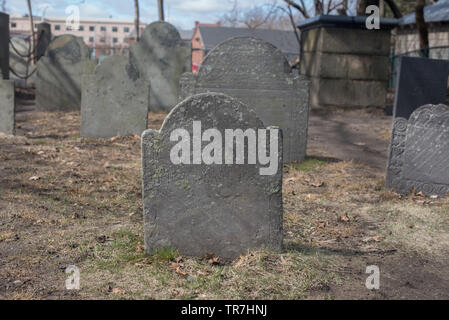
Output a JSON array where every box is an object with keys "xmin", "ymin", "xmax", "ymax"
[
  {"xmin": 386, "ymin": 104, "xmax": 449, "ymax": 196},
  {"xmin": 130, "ymin": 21, "xmax": 191, "ymax": 112},
  {"xmin": 179, "ymin": 37, "xmax": 310, "ymax": 163},
  {"xmin": 0, "ymin": 80, "xmax": 15, "ymax": 135},
  {"xmin": 142, "ymin": 93, "xmax": 283, "ymax": 259},
  {"xmin": 393, "ymin": 56, "xmax": 449, "ymax": 120},
  {"xmin": 36, "ymin": 35, "xmax": 96, "ymax": 111},
  {"xmin": 81, "ymin": 55, "xmax": 149, "ymax": 138}
]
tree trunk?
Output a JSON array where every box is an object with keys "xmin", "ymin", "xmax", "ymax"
[
  {"xmin": 158, "ymin": 0, "xmax": 165, "ymax": 21},
  {"xmin": 416, "ymin": 0, "xmax": 429, "ymax": 57},
  {"xmin": 26, "ymin": 0, "xmax": 35, "ymax": 65},
  {"xmin": 314, "ymin": 0, "xmax": 323, "ymax": 15},
  {"xmin": 134, "ymin": 0, "xmax": 140, "ymax": 41}
]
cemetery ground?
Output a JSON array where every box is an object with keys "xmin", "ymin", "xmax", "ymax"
[{"xmin": 1, "ymin": 102, "xmax": 449, "ymax": 300}]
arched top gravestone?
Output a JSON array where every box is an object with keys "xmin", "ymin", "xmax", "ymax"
[
  {"xmin": 386, "ymin": 104, "xmax": 449, "ymax": 196},
  {"xmin": 36, "ymin": 35, "xmax": 96, "ymax": 111},
  {"xmin": 81, "ymin": 55, "xmax": 149, "ymax": 138},
  {"xmin": 130, "ymin": 21, "xmax": 191, "ymax": 112},
  {"xmin": 180, "ymin": 37, "xmax": 310, "ymax": 163},
  {"xmin": 142, "ymin": 92, "xmax": 283, "ymax": 259}
]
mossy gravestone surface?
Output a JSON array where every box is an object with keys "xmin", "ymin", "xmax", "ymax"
[
  {"xmin": 36, "ymin": 35, "xmax": 96, "ymax": 111},
  {"xmin": 180, "ymin": 37, "xmax": 310, "ymax": 164},
  {"xmin": 142, "ymin": 93, "xmax": 283, "ymax": 260},
  {"xmin": 130, "ymin": 21, "xmax": 191, "ymax": 112},
  {"xmin": 81, "ymin": 55, "xmax": 149, "ymax": 138},
  {"xmin": 0, "ymin": 80, "xmax": 15, "ymax": 135},
  {"xmin": 386, "ymin": 104, "xmax": 449, "ymax": 196}
]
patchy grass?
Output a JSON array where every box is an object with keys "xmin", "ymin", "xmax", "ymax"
[{"xmin": 1, "ymin": 109, "xmax": 449, "ymax": 300}]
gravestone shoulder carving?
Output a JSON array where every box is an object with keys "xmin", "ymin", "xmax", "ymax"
[
  {"xmin": 36, "ymin": 35, "xmax": 96, "ymax": 111},
  {"xmin": 179, "ymin": 37, "xmax": 309, "ymax": 163},
  {"xmin": 142, "ymin": 92, "xmax": 283, "ymax": 259},
  {"xmin": 386, "ymin": 104, "xmax": 449, "ymax": 196},
  {"xmin": 81, "ymin": 55, "xmax": 149, "ymax": 138},
  {"xmin": 130, "ymin": 21, "xmax": 191, "ymax": 112}
]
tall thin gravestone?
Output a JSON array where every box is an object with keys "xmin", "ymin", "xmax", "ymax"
[
  {"xmin": 387, "ymin": 57, "xmax": 449, "ymax": 192},
  {"xmin": 0, "ymin": 12, "xmax": 10, "ymax": 80},
  {"xmin": 81, "ymin": 55, "xmax": 150, "ymax": 138},
  {"xmin": 180, "ymin": 37, "xmax": 310, "ymax": 164},
  {"xmin": 36, "ymin": 22, "xmax": 52, "ymax": 62},
  {"xmin": 36, "ymin": 35, "xmax": 96, "ymax": 111},
  {"xmin": 130, "ymin": 21, "xmax": 191, "ymax": 112},
  {"xmin": 142, "ymin": 93, "xmax": 283, "ymax": 259},
  {"xmin": 0, "ymin": 80, "xmax": 15, "ymax": 135}
]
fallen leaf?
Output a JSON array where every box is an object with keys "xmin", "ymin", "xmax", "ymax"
[
  {"xmin": 172, "ymin": 289, "xmax": 179, "ymax": 296},
  {"xmin": 339, "ymin": 215, "xmax": 350, "ymax": 222},
  {"xmin": 208, "ymin": 257, "xmax": 220, "ymax": 266},
  {"xmin": 136, "ymin": 241, "xmax": 144, "ymax": 253},
  {"xmin": 112, "ymin": 288, "xmax": 126, "ymax": 295}
]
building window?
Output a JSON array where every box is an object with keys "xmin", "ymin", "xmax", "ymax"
[
  {"xmin": 112, "ymin": 26, "xmax": 118, "ymax": 32},
  {"xmin": 89, "ymin": 37, "xmax": 94, "ymax": 42},
  {"xmin": 79, "ymin": 25, "xmax": 84, "ymax": 31},
  {"xmin": 11, "ymin": 23, "xmax": 16, "ymax": 28},
  {"xmin": 100, "ymin": 37, "xmax": 106, "ymax": 43},
  {"xmin": 55, "ymin": 25, "xmax": 61, "ymax": 30},
  {"xmin": 89, "ymin": 26, "xmax": 95, "ymax": 31},
  {"xmin": 113, "ymin": 38, "xmax": 118, "ymax": 43},
  {"xmin": 124, "ymin": 27, "xmax": 130, "ymax": 33},
  {"xmin": 100, "ymin": 26, "xmax": 106, "ymax": 32}
]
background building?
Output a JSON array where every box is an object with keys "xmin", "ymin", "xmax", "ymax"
[{"xmin": 9, "ymin": 14, "xmax": 146, "ymax": 58}]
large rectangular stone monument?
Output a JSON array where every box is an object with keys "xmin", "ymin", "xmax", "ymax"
[
  {"xmin": 81, "ymin": 55, "xmax": 150, "ymax": 138},
  {"xmin": 393, "ymin": 56, "xmax": 449, "ymax": 120},
  {"xmin": 0, "ymin": 12, "xmax": 10, "ymax": 80},
  {"xmin": 142, "ymin": 93, "xmax": 283, "ymax": 260},
  {"xmin": 36, "ymin": 35, "xmax": 96, "ymax": 111},
  {"xmin": 179, "ymin": 37, "xmax": 309, "ymax": 164},
  {"xmin": 298, "ymin": 15, "xmax": 398, "ymax": 109},
  {"xmin": 130, "ymin": 21, "xmax": 191, "ymax": 112},
  {"xmin": 386, "ymin": 104, "xmax": 449, "ymax": 196},
  {"xmin": 0, "ymin": 80, "xmax": 15, "ymax": 135}
]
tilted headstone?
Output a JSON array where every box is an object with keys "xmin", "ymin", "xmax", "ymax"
[
  {"xmin": 81, "ymin": 55, "xmax": 149, "ymax": 138},
  {"xmin": 142, "ymin": 93, "xmax": 283, "ymax": 259},
  {"xmin": 36, "ymin": 23, "xmax": 52, "ymax": 62},
  {"xmin": 179, "ymin": 37, "xmax": 310, "ymax": 163},
  {"xmin": 393, "ymin": 56, "xmax": 449, "ymax": 120},
  {"xmin": 130, "ymin": 21, "xmax": 191, "ymax": 112},
  {"xmin": 386, "ymin": 104, "xmax": 449, "ymax": 196},
  {"xmin": 0, "ymin": 80, "xmax": 15, "ymax": 135},
  {"xmin": 0, "ymin": 12, "xmax": 10, "ymax": 80},
  {"xmin": 36, "ymin": 35, "xmax": 96, "ymax": 111}
]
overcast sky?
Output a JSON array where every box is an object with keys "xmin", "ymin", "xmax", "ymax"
[{"xmin": 3, "ymin": 0, "xmax": 276, "ymax": 30}]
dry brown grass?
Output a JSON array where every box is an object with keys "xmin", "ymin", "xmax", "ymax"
[{"xmin": 1, "ymin": 109, "xmax": 449, "ymax": 300}]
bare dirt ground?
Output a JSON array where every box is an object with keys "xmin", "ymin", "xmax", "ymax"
[{"xmin": 1, "ymin": 101, "xmax": 448, "ymax": 300}]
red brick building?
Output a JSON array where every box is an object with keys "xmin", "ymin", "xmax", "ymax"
[{"xmin": 191, "ymin": 21, "xmax": 300, "ymax": 73}]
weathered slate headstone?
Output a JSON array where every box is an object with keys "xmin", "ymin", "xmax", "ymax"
[
  {"xmin": 130, "ymin": 21, "xmax": 191, "ymax": 112},
  {"xmin": 142, "ymin": 93, "xmax": 283, "ymax": 259},
  {"xmin": 0, "ymin": 80, "xmax": 15, "ymax": 135},
  {"xmin": 0, "ymin": 12, "xmax": 10, "ymax": 80},
  {"xmin": 81, "ymin": 55, "xmax": 149, "ymax": 138},
  {"xmin": 36, "ymin": 35, "xmax": 96, "ymax": 111},
  {"xmin": 393, "ymin": 56, "xmax": 449, "ymax": 120},
  {"xmin": 180, "ymin": 37, "xmax": 309, "ymax": 163},
  {"xmin": 386, "ymin": 104, "xmax": 449, "ymax": 196}
]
